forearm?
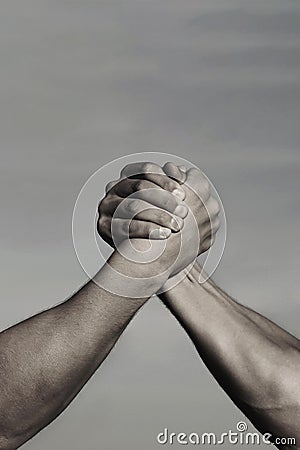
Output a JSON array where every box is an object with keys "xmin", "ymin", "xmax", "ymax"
[
  {"xmin": 159, "ymin": 263, "xmax": 300, "ymax": 443},
  {"xmin": 0, "ymin": 249, "xmax": 156, "ymax": 449}
]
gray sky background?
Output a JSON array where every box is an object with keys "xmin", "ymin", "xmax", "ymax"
[{"xmin": 0, "ymin": 1, "xmax": 299, "ymax": 449}]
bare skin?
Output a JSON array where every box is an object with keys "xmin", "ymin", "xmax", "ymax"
[
  {"xmin": 100, "ymin": 161, "xmax": 300, "ymax": 449},
  {"xmin": 160, "ymin": 263, "xmax": 300, "ymax": 449},
  {"xmin": 0, "ymin": 252, "xmax": 153, "ymax": 450},
  {"xmin": 0, "ymin": 162, "xmax": 215, "ymax": 449}
]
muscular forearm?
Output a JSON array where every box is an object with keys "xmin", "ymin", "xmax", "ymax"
[
  {"xmin": 0, "ymin": 246, "xmax": 165, "ymax": 450},
  {"xmin": 159, "ymin": 263, "xmax": 300, "ymax": 445}
]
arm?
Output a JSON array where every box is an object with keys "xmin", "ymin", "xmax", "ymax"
[
  {"xmin": 0, "ymin": 253, "xmax": 148, "ymax": 449},
  {"xmin": 159, "ymin": 261, "xmax": 300, "ymax": 446},
  {"xmin": 0, "ymin": 231, "xmax": 183, "ymax": 450},
  {"xmin": 0, "ymin": 163, "xmax": 199, "ymax": 450},
  {"xmin": 99, "ymin": 161, "xmax": 300, "ymax": 446}
]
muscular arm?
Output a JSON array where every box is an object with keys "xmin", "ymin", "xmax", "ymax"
[
  {"xmin": 0, "ymin": 173, "xmax": 198, "ymax": 450},
  {"xmin": 0, "ymin": 160, "xmax": 193, "ymax": 449},
  {"xmin": 0, "ymin": 242, "xmax": 175, "ymax": 450},
  {"xmin": 159, "ymin": 262, "xmax": 300, "ymax": 447},
  {"xmin": 100, "ymin": 161, "xmax": 300, "ymax": 447}
]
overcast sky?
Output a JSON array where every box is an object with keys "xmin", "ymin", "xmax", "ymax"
[{"xmin": 1, "ymin": 1, "xmax": 299, "ymax": 449}]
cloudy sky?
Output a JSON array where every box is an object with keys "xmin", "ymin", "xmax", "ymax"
[{"xmin": 0, "ymin": 1, "xmax": 299, "ymax": 449}]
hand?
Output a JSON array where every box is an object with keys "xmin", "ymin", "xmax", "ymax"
[
  {"xmin": 96, "ymin": 162, "xmax": 188, "ymax": 297},
  {"xmin": 98, "ymin": 162, "xmax": 188, "ymax": 247},
  {"xmin": 97, "ymin": 162, "xmax": 220, "ymax": 283}
]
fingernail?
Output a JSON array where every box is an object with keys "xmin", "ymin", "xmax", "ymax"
[
  {"xmin": 179, "ymin": 165, "xmax": 187, "ymax": 173},
  {"xmin": 172, "ymin": 188, "xmax": 185, "ymax": 201},
  {"xmin": 174, "ymin": 204, "xmax": 188, "ymax": 218},
  {"xmin": 170, "ymin": 217, "xmax": 183, "ymax": 232},
  {"xmin": 159, "ymin": 227, "xmax": 172, "ymax": 239}
]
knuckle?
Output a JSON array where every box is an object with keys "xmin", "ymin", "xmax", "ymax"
[
  {"xmin": 164, "ymin": 161, "xmax": 175, "ymax": 168},
  {"xmin": 209, "ymin": 197, "xmax": 220, "ymax": 215},
  {"xmin": 164, "ymin": 196, "xmax": 176, "ymax": 211},
  {"xmin": 147, "ymin": 222, "xmax": 157, "ymax": 233},
  {"xmin": 129, "ymin": 199, "xmax": 141, "ymax": 213},
  {"xmin": 98, "ymin": 214, "xmax": 105, "ymax": 227},
  {"xmin": 120, "ymin": 198, "xmax": 130, "ymax": 213},
  {"xmin": 142, "ymin": 162, "xmax": 155, "ymax": 173},
  {"xmin": 98, "ymin": 197, "xmax": 107, "ymax": 213},
  {"xmin": 97, "ymin": 215, "xmax": 109, "ymax": 234},
  {"xmin": 121, "ymin": 197, "xmax": 130, "ymax": 209},
  {"xmin": 163, "ymin": 161, "xmax": 176, "ymax": 174},
  {"xmin": 162, "ymin": 177, "xmax": 176, "ymax": 191},
  {"xmin": 134, "ymin": 179, "xmax": 148, "ymax": 191},
  {"xmin": 157, "ymin": 210, "xmax": 169, "ymax": 225},
  {"xmin": 105, "ymin": 180, "xmax": 116, "ymax": 193},
  {"xmin": 96, "ymin": 219, "xmax": 101, "ymax": 235},
  {"xmin": 122, "ymin": 219, "xmax": 129, "ymax": 234},
  {"xmin": 145, "ymin": 221, "xmax": 155, "ymax": 233}
]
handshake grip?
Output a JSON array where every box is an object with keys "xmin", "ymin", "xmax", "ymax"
[{"xmin": 95, "ymin": 162, "xmax": 221, "ymax": 298}]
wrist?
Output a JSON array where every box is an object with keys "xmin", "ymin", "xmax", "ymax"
[
  {"xmin": 159, "ymin": 261, "xmax": 206, "ymax": 303},
  {"xmin": 157, "ymin": 263, "xmax": 193, "ymax": 296},
  {"xmin": 94, "ymin": 240, "xmax": 172, "ymax": 299}
]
